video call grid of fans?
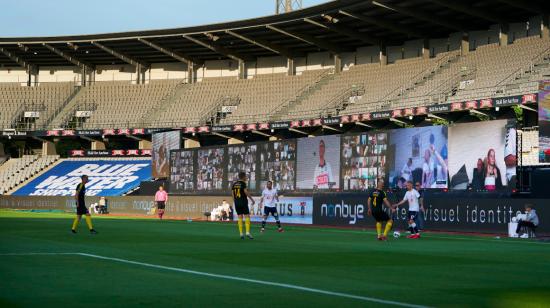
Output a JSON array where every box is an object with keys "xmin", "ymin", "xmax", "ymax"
[
  {"xmin": 227, "ymin": 144, "xmax": 258, "ymax": 191},
  {"xmin": 165, "ymin": 119, "xmax": 518, "ymax": 194},
  {"xmin": 342, "ymin": 132, "xmax": 388, "ymax": 191},
  {"xmin": 259, "ymin": 140, "xmax": 296, "ymax": 191},
  {"xmin": 169, "ymin": 150, "xmax": 195, "ymax": 192},
  {"xmin": 169, "ymin": 140, "xmax": 297, "ymax": 194}
]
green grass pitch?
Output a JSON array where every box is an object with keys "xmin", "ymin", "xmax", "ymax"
[{"xmin": 1, "ymin": 210, "xmax": 549, "ymax": 308}]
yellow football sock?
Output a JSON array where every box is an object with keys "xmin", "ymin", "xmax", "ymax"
[
  {"xmin": 245, "ymin": 216, "xmax": 251, "ymax": 234},
  {"xmin": 376, "ymin": 222, "xmax": 382, "ymax": 236},
  {"xmin": 84, "ymin": 215, "xmax": 93, "ymax": 230},
  {"xmin": 383, "ymin": 221, "xmax": 393, "ymax": 237},
  {"xmin": 238, "ymin": 218, "xmax": 243, "ymax": 235},
  {"xmin": 71, "ymin": 217, "xmax": 80, "ymax": 230}
]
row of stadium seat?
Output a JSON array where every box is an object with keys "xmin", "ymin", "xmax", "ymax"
[
  {"xmin": 0, "ymin": 36, "xmax": 548, "ymax": 130},
  {"xmin": 0, "ymin": 83, "xmax": 75, "ymax": 129},
  {"xmin": 77, "ymin": 79, "xmax": 183, "ymax": 129},
  {"xmin": 0, "ymin": 155, "xmax": 60, "ymax": 194},
  {"xmin": 346, "ymin": 36, "xmax": 550, "ymax": 114}
]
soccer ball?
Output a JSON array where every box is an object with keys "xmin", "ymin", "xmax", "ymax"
[{"xmin": 393, "ymin": 231, "xmax": 401, "ymax": 238}]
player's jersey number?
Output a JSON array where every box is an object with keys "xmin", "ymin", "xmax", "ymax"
[{"xmin": 233, "ymin": 189, "xmax": 241, "ymax": 198}]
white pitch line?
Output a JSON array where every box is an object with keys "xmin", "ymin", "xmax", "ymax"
[{"xmin": 0, "ymin": 252, "xmax": 429, "ymax": 308}]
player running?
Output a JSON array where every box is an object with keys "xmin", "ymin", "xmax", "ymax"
[
  {"xmin": 71, "ymin": 175, "xmax": 97, "ymax": 234},
  {"xmin": 231, "ymin": 171, "xmax": 255, "ymax": 240},
  {"xmin": 367, "ymin": 179, "xmax": 395, "ymax": 241},
  {"xmin": 394, "ymin": 181, "xmax": 423, "ymax": 239},
  {"xmin": 259, "ymin": 181, "xmax": 283, "ymax": 233}
]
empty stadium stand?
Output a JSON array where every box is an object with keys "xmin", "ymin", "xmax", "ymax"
[
  {"xmin": 0, "ymin": 83, "xmax": 77, "ymax": 130},
  {"xmin": 0, "ymin": 155, "xmax": 60, "ymax": 194},
  {"xmin": 0, "ymin": 37, "xmax": 548, "ymax": 130}
]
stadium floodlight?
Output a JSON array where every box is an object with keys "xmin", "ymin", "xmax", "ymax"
[
  {"xmin": 322, "ymin": 125, "xmax": 341, "ymax": 133},
  {"xmin": 289, "ymin": 128, "xmax": 308, "ymax": 135},
  {"xmin": 355, "ymin": 121, "xmax": 373, "ymax": 128},
  {"xmin": 469, "ymin": 109, "xmax": 492, "ymax": 119},
  {"xmin": 518, "ymin": 104, "xmax": 537, "ymax": 112},
  {"xmin": 371, "ymin": 1, "xmax": 397, "ymax": 12},
  {"xmin": 389, "ymin": 118, "xmax": 408, "ymax": 126},
  {"xmin": 427, "ymin": 113, "xmax": 445, "ymax": 121},
  {"xmin": 252, "ymin": 130, "xmax": 272, "ymax": 138}
]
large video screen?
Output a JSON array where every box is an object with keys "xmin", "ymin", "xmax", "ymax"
[
  {"xmin": 197, "ymin": 147, "xmax": 225, "ymax": 191},
  {"xmin": 341, "ymin": 132, "xmax": 388, "ymax": 190},
  {"xmin": 539, "ymin": 88, "xmax": 550, "ymax": 163},
  {"xmin": 227, "ymin": 144, "xmax": 258, "ymax": 191},
  {"xmin": 448, "ymin": 119, "xmax": 516, "ymax": 191},
  {"xmin": 169, "ymin": 150, "xmax": 195, "ymax": 193},
  {"xmin": 296, "ymin": 135, "xmax": 340, "ymax": 190},
  {"xmin": 259, "ymin": 140, "xmax": 296, "ymax": 192},
  {"xmin": 152, "ymin": 130, "xmax": 181, "ymax": 178},
  {"xmin": 388, "ymin": 126, "xmax": 448, "ymax": 189}
]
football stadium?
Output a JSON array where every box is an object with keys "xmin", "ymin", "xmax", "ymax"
[{"xmin": 1, "ymin": 0, "xmax": 550, "ymax": 306}]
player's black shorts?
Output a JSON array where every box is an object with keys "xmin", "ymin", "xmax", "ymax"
[
  {"xmin": 156, "ymin": 201, "xmax": 166, "ymax": 209},
  {"xmin": 408, "ymin": 211, "xmax": 418, "ymax": 221},
  {"xmin": 263, "ymin": 206, "xmax": 278, "ymax": 216},
  {"xmin": 372, "ymin": 211, "xmax": 390, "ymax": 222},
  {"xmin": 234, "ymin": 202, "xmax": 250, "ymax": 215},
  {"xmin": 76, "ymin": 205, "xmax": 89, "ymax": 215}
]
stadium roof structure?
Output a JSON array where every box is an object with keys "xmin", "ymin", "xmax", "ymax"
[{"xmin": 0, "ymin": 0, "xmax": 548, "ymax": 68}]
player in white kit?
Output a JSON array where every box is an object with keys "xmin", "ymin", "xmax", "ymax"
[
  {"xmin": 394, "ymin": 181, "xmax": 423, "ymax": 239},
  {"xmin": 259, "ymin": 181, "xmax": 283, "ymax": 233}
]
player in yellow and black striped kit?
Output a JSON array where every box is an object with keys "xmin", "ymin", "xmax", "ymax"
[
  {"xmin": 367, "ymin": 179, "xmax": 395, "ymax": 241},
  {"xmin": 231, "ymin": 171, "xmax": 256, "ymax": 240}
]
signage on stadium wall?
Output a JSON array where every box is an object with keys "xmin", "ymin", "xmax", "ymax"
[
  {"xmin": 75, "ymin": 110, "xmax": 93, "ymax": 118},
  {"xmin": 0, "ymin": 195, "xmax": 227, "ymax": 219},
  {"xmin": 271, "ymin": 121, "xmax": 291, "ymax": 129},
  {"xmin": 312, "ymin": 193, "xmax": 369, "ymax": 226},
  {"xmin": 427, "ymin": 103, "xmax": 452, "ymax": 114},
  {"xmin": 6, "ymin": 93, "xmax": 538, "ymax": 139},
  {"xmin": 12, "ymin": 160, "xmax": 152, "ymax": 197},
  {"xmin": 312, "ymin": 192, "xmax": 548, "ymax": 234},
  {"xmin": 69, "ymin": 149, "xmax": 152, "ymax": 157},
  {"xmin": 249, "ymin": 196, "xmax": 313, "ymax": 224},
  {"xmin": 1, "ymin": 130, "xmax": 28, "ymax": 137},
  {"xmin": 323, "ymin": 117, "xmax": 341, "ymax": 125},
  {"xmin": 212, "ymin": 125, "xmax": 233, "ymax": 133},
  {"xmin": 420, "ymin": 196, "xmax": 549, "ymax": 233},
  {"xmin": 24, "ymin": 111, "xmax": 40, "ymax": 118}
]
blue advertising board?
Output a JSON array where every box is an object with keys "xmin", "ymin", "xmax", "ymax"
[{"xmin": 13, "ymin": 160, "xmax": 152, "ymax": 197}]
